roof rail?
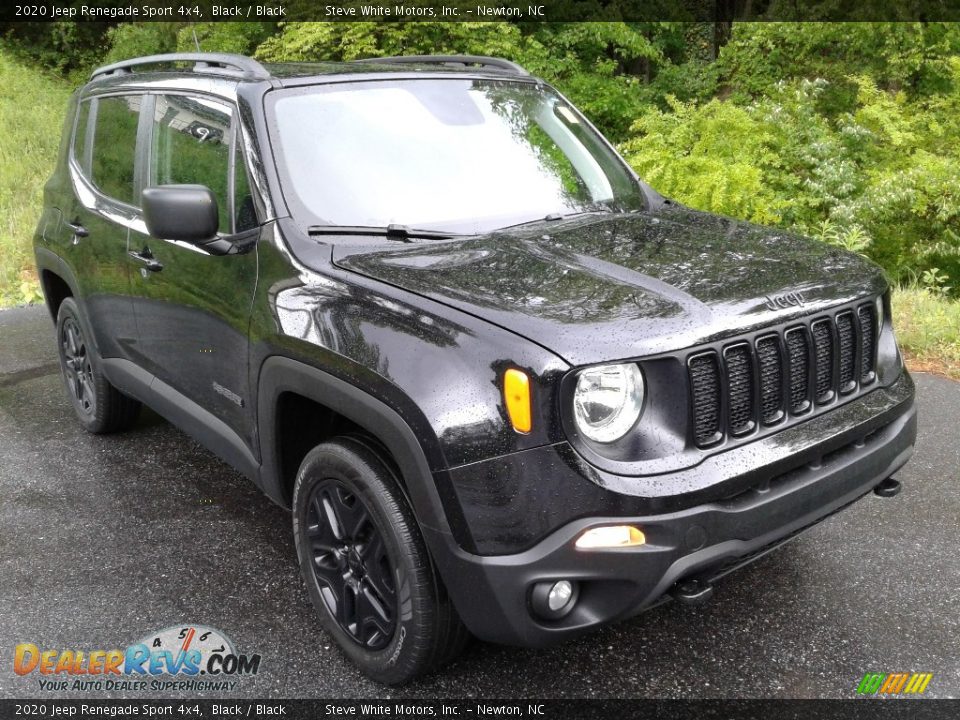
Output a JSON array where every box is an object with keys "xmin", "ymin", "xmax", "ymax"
[
  {"xmin": 352, "ymin": 55, "xmax": 529, "ymax": 76},
  {"xmin": 90, "ymin": 53, "xmax": 271, "ymax": 81}
]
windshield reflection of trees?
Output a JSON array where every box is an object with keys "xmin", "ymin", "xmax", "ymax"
[{"xmin": 478, "ymin": 82, "xmax": 586, "ymax": 205}]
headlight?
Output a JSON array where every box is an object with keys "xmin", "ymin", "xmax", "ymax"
[
  {"xmin": 876, "ymin": 295, "xmax": 885, "ymax": 331},
  {"xmin": 573, "ymin": 363, "xmax": 644, "ymax": 443}
]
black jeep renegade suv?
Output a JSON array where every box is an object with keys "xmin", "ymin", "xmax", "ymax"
[{"xmin": 34, "ymin": 53, "xmax": 917, "ymax": 684}]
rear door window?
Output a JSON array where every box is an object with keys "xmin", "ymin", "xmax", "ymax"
[{"xmin": 89, "ymin": 95, "xmax": 143, "ymax": 205}]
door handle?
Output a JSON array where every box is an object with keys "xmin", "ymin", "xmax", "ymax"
[
  {"xmin": 128, "ymin": 249, "xmax": 163, "ymax": 273},
  {"xmin": 66, "ymin": 221, "xmax": 88, "ymax": 244}
]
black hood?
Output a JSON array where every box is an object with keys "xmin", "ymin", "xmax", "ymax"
[{"xmin": 332, "ymin": 206, "xmax": 887, "ymax": 366}]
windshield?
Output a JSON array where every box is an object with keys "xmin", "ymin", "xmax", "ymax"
[{"xmin": 267, "ymin": 79, "xmax": 645, "ymax": 235}]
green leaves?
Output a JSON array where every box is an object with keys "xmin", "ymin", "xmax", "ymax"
[
  {"xmin": 253, "ymin": 21, "xmax": 688, "ymax": 143},
  {"xmin": 621, "ymin": 28, "xmax": 960, "ymax": 298}
]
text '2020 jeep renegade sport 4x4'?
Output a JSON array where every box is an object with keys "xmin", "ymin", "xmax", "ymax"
[{"xmin": 34, "ymin": 53, "xmax": 916, "ymax": 684}]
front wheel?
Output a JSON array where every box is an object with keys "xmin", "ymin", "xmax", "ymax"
[{"xmin": 292, "ymin": 437, "xmax": 469, "ymax": 684}]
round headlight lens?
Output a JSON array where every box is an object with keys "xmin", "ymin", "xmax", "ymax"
[{"xmin": 573, "ymin": 363, "xmax": 644, "ymax": 443}]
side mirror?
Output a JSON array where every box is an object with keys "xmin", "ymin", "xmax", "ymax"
[{"xmin": 141, "ymin": 185, "xmax": 219, "ymax": 244}]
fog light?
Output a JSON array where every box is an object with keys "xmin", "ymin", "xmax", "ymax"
[
  {"xmin": 547, "ymin": 580, "xmax": 573, "ymax": 611},
  {"xmin": 530, "ymin": 579, "xmax": 579, "ymax": 620},
  {"xmin": 575, "ymin": 525, "xmax": 645, "ymax": 549}
]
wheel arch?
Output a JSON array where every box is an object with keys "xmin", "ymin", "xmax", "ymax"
[
  {"xmin": 34, "ymin": 248, "xmax": 108, "ymax": 364},
  {"xmin": 35, "ymin": 247, "xmax": 81, "ymax": 322},
  {"xmin": 256, "ymin": 356, "xmax": 468, "ymax": 549}
]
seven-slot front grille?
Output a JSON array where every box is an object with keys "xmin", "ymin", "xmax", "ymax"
[{"xmin": 688, "ymin": 300, "xmax": 880, "ymax": 448}]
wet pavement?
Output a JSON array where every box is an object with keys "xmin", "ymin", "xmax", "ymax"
[{"xmin": 1, "ymin": 304, "xmax": 958, "ymax": 699}]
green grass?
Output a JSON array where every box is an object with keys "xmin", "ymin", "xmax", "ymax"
[
  {"xmin": 892, "ymin": 287, "xmax": 960, "ymax": 380},
  {"xmin": 0, "ymin": 51, "xmax": 71, "ymax": 306}
]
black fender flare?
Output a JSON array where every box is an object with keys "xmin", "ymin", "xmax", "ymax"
[
  {"xmin": 256, "ymin": 356, "xmax": 464, "ymax": 546},
  {"xmin": 35, "ymin": 246, "xmax": 81, "ymax": 318},
  {"xmin": 33, "ymin": 246, "xmax": 104, "ymax": 358}
]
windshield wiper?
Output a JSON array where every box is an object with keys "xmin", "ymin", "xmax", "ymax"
[
  {"xmin": 307, "ymin": 224, "xmax": 461, "ymax": 242},
  {"xmin": 500, "ymin": 210, "xmax": 615, "ymax": 232}
]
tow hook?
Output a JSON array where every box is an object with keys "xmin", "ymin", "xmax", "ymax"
[
  {"xmin": 670, "ymin": 579, "xmax": 714, "ymax": 606},
  {"xmin": 874, "ymin": 477, "xmax": 902, "ymax": 498}
]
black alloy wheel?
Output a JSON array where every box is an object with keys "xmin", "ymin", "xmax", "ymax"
[
  {"xmin": 60, "ymin": 315, "xmax": 96, "ymax": 419},
  {"xmin": 54, "ymin": 297, "xmax": 141, "ymax": 434},
  {"xmin": 292, "ymin": 437, "xmax": 470, "ymax": 684},
  {"xmin": 304, "ymin": 478, "xmax": 397, "ymax": 650}
]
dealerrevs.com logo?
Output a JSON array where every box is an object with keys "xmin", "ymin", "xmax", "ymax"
[{"xmin": 14, "ymin": 625, "xmax": 262, "ymax": 692}]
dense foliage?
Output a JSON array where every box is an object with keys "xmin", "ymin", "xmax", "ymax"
[
  {"xmin": 623, "ymin": 23, "xmax": 960, "ymax": 291},
  {"xmin": 2, "ymin": 20, "xmax": 959, "ymax": 304},
  {"xmin": 0, "ymin": 53, "xmax": 70, "ymax": 305}
]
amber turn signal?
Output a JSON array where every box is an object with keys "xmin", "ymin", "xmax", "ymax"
[{"xmin": 503, "ymin": 368, "xmax": 532, "ymax": 434}]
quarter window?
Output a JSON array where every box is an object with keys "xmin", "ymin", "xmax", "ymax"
[
  {"xmin": 72, "ymin": 100, "xmax": 93, "ymax": 173},
  {"xmin": 89, "ymin": 95, "xmax": 142, "ymax": 205}
]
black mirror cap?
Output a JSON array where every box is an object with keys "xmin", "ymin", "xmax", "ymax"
[{"xmin": 142, "ymin": 185, "xmax": 219, "ymax": 244}]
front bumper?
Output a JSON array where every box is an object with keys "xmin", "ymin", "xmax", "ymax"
[{"xmin": 425, "ymin": 372, "xmax": 916, "ymax": 647}]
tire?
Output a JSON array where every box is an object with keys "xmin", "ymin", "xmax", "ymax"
[
  {"xmin": 292, "ymin": 437, "xmax": 469, "ymax": 684},
  {"xmin": 55, "ymin": 297, "xmax": 141, "ymax": 434}
]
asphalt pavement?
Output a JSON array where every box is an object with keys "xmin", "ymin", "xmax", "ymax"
[{"xmin": 1, "ymin": 304, "xmax": 958, "ymax": 699}]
